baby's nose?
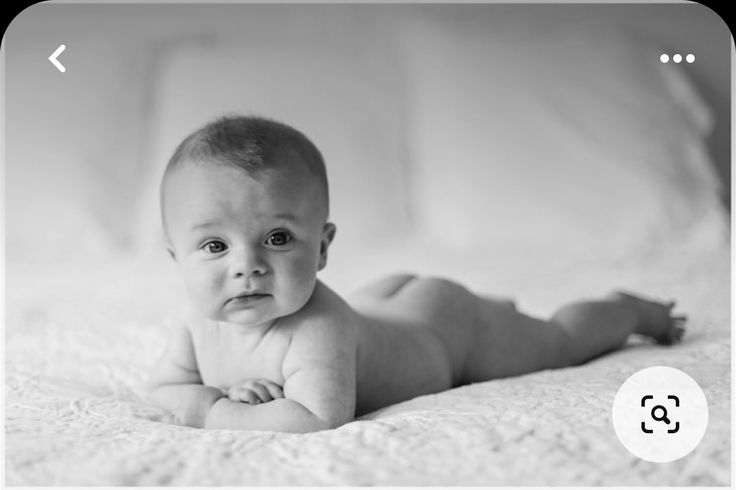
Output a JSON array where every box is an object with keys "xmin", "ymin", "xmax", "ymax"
[{"xmin": 230, "ymin": 248, "xmax": 267, "ymax": 278}]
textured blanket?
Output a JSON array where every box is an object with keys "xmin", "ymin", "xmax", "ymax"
[{"xmin": 5, "ymin": 246, "xmax": 730, "ymax": 485}]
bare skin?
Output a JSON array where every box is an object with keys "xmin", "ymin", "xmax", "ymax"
[
  {"xmin": 148, "ymin": 274, "xmax": 686, "ymax": 426},
  {"xmin": 145, "ymin": 153, "xmax": 685, "ymax": 432}
]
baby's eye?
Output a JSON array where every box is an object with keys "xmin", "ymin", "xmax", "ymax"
[
  {"xmin": 265, "ymin": 232, "xmax": 292, "ymax": 247},
  {"xmin": 202, "ymin": 240, "xmax": 228, "ymax": 254}
]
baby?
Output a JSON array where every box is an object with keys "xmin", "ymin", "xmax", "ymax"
[{"xmin": 145, "ymin": 115, "xmax": 686, "ymax": 432}]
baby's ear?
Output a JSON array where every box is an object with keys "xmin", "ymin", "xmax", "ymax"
[{"xmin": 317, "ymin": 222, "xmax": 337, "ymax": 271}]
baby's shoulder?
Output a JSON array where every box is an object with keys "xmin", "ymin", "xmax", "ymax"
[
  {"xmin": 281, "ymin": 281, "xmax": 358, "ymax": 341},
  {"xmin": 281, "ymin": 281, "xmax": 359, "ymax": 373},
  {"xmin": 178, "ymin": 304, "xmax": 204, "ymax": 330},
  {"xmin": 163, "ymin": 305, "xmax": 209, "ymax": 340}
]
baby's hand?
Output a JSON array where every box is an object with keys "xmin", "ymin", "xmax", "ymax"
[{"xmin": 226, "ymin": 379, "xmax": 284, "ymax": 405}]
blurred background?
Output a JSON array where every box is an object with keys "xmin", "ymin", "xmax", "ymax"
[{"xmin": 4, "ymin": 2, "xmax": 731, "ymax": 295}]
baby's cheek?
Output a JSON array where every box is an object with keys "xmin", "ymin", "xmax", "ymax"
[{"xmin": 283, "ymin": 260, "xmax": 318, "ymax": 310}]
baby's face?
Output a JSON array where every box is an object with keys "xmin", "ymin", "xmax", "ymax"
[{"xmin": 163, "ymin": 160, "xmax": 334, "ymax": 328}]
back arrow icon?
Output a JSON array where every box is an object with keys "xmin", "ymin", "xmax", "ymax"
[{"xmin": 49, "ymin": 44, "xmax": 66, "ymax": 72}]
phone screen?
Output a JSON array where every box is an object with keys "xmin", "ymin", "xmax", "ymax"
[{"xmin": 3, "ymin": 1, "xmax": 732, "ymax": 486}]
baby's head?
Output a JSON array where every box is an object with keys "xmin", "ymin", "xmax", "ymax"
[{"xmin": 161, "ymin": 115, "xmax": 336, "ymax": 327}]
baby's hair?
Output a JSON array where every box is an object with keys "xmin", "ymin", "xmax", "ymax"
[{"xmin": 162, "ymin": 114, "xmax": 329, "ymax": 214}]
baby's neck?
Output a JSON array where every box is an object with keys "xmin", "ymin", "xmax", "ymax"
[{"xmin": 207, "ymin": 317, "xmax": 280, "ymax": 341}]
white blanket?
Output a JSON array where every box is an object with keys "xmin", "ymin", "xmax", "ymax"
[{"xmin": 5, "ymin": 243, "xmax": 730, "ymax": 485}]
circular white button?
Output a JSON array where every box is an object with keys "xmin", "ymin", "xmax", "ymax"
[
  {"xmin": 686, "ymin": 54, "xmax": 695, "ymax": 63},
  {"xmin": 612, "ymin": 366, "xmax": 708, "ymax": 463},
  {"xmin": 660, "ymin": 54, "xmax": 669, "ymax": 63},
  {"xmin": 673, "ymin": 54, "xmax": 683, "ymax": 63}
]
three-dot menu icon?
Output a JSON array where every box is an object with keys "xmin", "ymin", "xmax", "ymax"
[{"xmin": 660, "ymin": 53, "xmax": 695, "ymax": 64}]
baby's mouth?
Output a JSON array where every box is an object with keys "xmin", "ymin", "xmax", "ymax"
[{"xmin": 225, "ymin": 292, "xmax": 271, "ymax": 306}]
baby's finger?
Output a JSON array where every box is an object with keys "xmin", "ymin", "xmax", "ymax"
[
  {"xmin": 261, "ymin": 381, "xmax": 284, "ymax": 399},
  {"xmin": 228, "ymin": 387, "xmax": 260, "ymax": 404},
  {"xmin": 248, "ymin": 383, "xmax": 274, "ymax": 403}
]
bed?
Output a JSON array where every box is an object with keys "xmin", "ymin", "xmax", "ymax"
[
  {"xmin": 5, "ymin": 243, "xmax": 730, "ymax": 485},
  {"xmin": 5, "ymin": 5, "xmax": 731, "ymax": 486}
]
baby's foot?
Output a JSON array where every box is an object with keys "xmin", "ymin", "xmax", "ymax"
[{"xmin": 607, "ymin": 291, "xmax": 686, "ymax": 345}]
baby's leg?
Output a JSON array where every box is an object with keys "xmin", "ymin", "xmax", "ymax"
[
  {"xmin": 463, "ymin": 291, "xmax": 686, "ymax": 383},
  {"xmin": 551, "ymin": 291, "xmax": 685, "ymax": 364}
]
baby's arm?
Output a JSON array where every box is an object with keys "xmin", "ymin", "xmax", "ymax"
[
  {"xmin": 204, "ymin": 319, "xmax": 356, "ymax": 432},
  {"xmin": 227, "ymin": 379, "xmax": 283, "ymax": 404},
  {"xmin": 144, "ymin": 320, "xmax": 225, "ymax": 428}
]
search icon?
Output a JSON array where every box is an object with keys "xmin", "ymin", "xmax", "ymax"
[{"xmin": 651, "ymin": 405, "xmax": 670, "ymax": 424}]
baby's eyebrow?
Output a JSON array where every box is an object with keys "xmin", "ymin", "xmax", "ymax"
[
  {"xmin": 189, "ymin": 220, "xmax": 222, "ymax": 232},
  {"xmin": 273, "ymin": 212, "xmax": 297, "ymax": 222}
]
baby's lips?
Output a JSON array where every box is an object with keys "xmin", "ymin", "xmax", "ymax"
[
  {"xmin": 232, "ymin": 292, "xmax": 269, "ymax": 300},
  {"xmin": 224, "ymin": 292, "xmax": 271, "ymax": 308},
  {"xmin": 232, "ymin": 288, "xmax": 269, "ymax": 298}
]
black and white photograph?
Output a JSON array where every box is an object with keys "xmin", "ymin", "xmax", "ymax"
[{"xmin": 4, "ymin": 1, "xmax": 731, "ymax": 486}]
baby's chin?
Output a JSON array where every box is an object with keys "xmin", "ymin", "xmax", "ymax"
[
  {"xmin": 213, "ymin": 305, "xmax": 280, "ymax": 328},
  {"xmin": 208, "ymin": 297, "xmax": 308, "ymax": 328}
]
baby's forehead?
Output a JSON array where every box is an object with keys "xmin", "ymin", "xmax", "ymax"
[
  {"xmin": 162, "ymin": 158, "xmax": 327, "ymax": 220},
  {"xmin": 166, "ymin": 155, "xmax": 317, "ymax": 192}
]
